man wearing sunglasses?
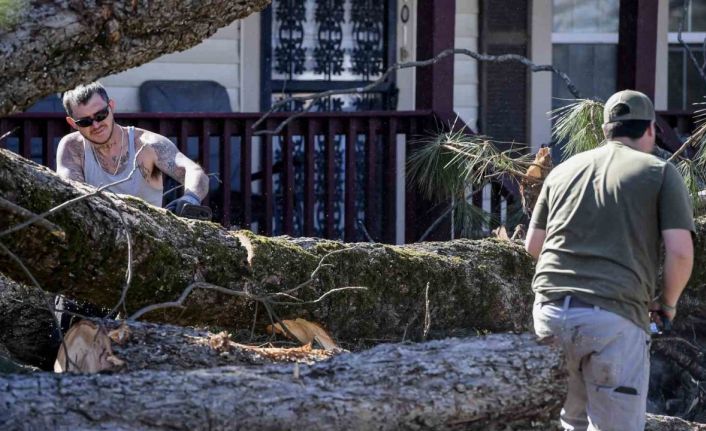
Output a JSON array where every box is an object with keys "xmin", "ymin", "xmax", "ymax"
[
  {"xmin": 56, "ymin": 82, "xmax": 209, "ymax": 216},
  {"xmin": 52, "ymin": 82, "xmax": 212, "ymax": 354}
]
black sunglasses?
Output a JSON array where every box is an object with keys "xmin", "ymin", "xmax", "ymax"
[{"xmin": 73, "ymin": 105, "xmax": 110, "ymax": 128}]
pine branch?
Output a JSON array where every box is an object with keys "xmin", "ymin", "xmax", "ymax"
[{"xmin": 551, "ymin": 99, "xmax": 604, "ymax": 160}]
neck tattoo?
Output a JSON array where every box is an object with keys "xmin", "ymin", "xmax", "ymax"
[{"xmin": 92, "ymin": 126, "xmax": 125, "ymax": 176}]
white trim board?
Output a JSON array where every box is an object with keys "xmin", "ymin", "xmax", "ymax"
[
  {"xmin": 551, "ymin": 32, "xmax": 618, "ymax": 44},
  {"xmin": 668, "ymin": 32, "xmax": 706, "ymax": 44}
]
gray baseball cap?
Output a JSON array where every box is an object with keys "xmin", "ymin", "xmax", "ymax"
[{"xmin": 603, "ymin": 90, "xmax": 655, "ymax": 124}]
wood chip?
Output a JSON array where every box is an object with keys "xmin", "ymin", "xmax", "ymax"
[{"xmin": 267, "ymin": 318, "xmax": 338, "ymax": 351}]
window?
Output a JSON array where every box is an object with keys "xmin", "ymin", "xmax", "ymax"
[
  {"xmin": 553, "ymin": 0, "xmax": 619, "ymax": 33},
  {"xmin": 668, "ymin": 0, "xmax": 706, "ymax": 110},
  {"xmin": 551, "ymin": 0, "xmax": 619, "ymax": 109}
]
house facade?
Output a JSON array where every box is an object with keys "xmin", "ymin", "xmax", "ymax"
[
  {"xmin": 99, "ymin": 0, "xmax": 700, "ymax": 147},
  {"xmin": 3, "ymin": 0, "xmax": 700, "ymax": 243}
]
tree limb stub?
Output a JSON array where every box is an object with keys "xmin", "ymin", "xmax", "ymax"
[{"xmin": 0, "ymin": 0, "xmax": 271, "ymax": 116}]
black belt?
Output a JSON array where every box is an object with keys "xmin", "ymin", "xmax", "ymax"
[{"xmin": 545, "ymin": 295, "xmax": 595, "ymax": 309}]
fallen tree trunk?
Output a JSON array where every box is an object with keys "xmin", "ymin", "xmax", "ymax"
[
  {"xmin": 0, "ymin": 149, "xmax": 536, "ymax": 345},
  {"xmin": 0, "ymin": 0, "xmax": 271, "ymax": 115},
  {"xmin": 3, "ymin": 146, "xmax": 706, "ymax": 346},
  {"xmin": 2, "ymin": 331, "xmax": 702, "ymax": 430},
  {"xmin": 0, "ymin": 333, "xmax": 567, "ymax": 430}
]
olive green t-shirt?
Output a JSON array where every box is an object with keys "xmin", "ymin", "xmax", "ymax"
[{"xmin": 530, "ymin": 141, "xmax": 695, "ymax": 331}]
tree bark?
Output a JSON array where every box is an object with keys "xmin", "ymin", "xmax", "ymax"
[
  {"xmin": 0, "ymin": 333, "xmax": 568, "ymax": 431},
  {"xmin": 0, "ymin": 273, "xmax": 57, "ymax": 369},
  {"xmin": 2, "ymin": 330, "xmax": 701, "ymax": 431},
  {"xmin": 646, "ymin": 415, "xmax": 706, "ymax": 431},
  {"xmin": 0, "ymin": 272, "xmax": 335, "ymax": 371},
  {"xmin": 0, "ymin": 0, "xmax": 271, "ymax": 115},
  {"xmin": 2, "ymin": 145, "xmax": 706, "ymax": 344},
  {"xmin": 0, "ymin": 148, "xmax": 536, "ymax": 345}
]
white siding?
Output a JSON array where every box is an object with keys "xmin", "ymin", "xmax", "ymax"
[
  {"xmin": 454, "ymin": 0, "xmax": 479, "ymax": 131},
  {"xmin": 99, "ymin": 22, "xmax": 241, "ymax": 112}
]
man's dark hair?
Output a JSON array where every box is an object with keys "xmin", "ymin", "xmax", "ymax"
[
  {"xmin": 62, "ymin": 82, "xmax": 109, "ymax": 117},
  {"xmin": 603, "ymin": 120, "xmax": 652, "ymax": 140}
]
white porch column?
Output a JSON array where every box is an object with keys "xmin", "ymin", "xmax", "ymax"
[{"xmin": 530, "ymin": 0, "xmax": 553, "ymax": 153}]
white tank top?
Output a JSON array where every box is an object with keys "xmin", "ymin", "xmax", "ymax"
[{"xmin": 83, "ymin": 126, "xmax": 163, "ymax": 207}]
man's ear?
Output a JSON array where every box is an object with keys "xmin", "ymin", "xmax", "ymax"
[
  {"xmin": 108, "ymin": 98, "xmax": 116, "ymax": 112},
  {"xmin": 66, "ymin": 116, "xmax": 78, "ymax": 130}
]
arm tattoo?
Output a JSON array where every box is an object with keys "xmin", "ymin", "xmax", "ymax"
[
  {"xmin": 148, "ymin": 134, "xmax": 208, "ymax": 200},
  {"xmin": 150, "ymin": 136, "xmax": 186, "ymax": 183},
  {"xmin": 56, "ymin": 136, "xmax": 85, "ymax": 182}
]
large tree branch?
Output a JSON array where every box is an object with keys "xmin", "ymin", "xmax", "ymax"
[
  {"xmin": 0, "ymin": 0, "xmax": 271, "ymax": 116},
  {"xmin": 0, "ymin": 148, "xmax": 536, "ymax": 344},
  {"xmin": 4, "ymin": 147, "xmax": 706, "ymax": 345}
]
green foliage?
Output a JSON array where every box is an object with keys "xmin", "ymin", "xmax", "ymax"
[
  {"xmin": 407, "ymin": 128, "xmax": 468, "ymax": 201},
  {"xmin": 550, "ymin": 99, "xmax": 605, "ymax": 160},
  {"xmin": 453, "ymin": 198, "xmax": 496, "ymax": 239},
  {"xmin": 676, "ymin": 118, "xmax": 706, "ymax": 212},
  {"xmin": 676, "ymin": 159, "xmax": 703, "ymax": 201},
  {"xmin": 408, "ymin": 125, "xmax": 534, "ymax": 196},
  {"xmin": 687, "ymin": 110, "xmax": 706, "ymax": 173},
  {"xmin": 408, "ymin": 121, "xmax": 534, "ymax": 239}
]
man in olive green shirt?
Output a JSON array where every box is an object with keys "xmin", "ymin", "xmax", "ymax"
[{"xmin": 526, "ymin": 90, "xmax": 694, "ymax": 430}]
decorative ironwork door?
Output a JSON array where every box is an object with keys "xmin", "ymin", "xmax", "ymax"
[
  {"xmin": 261, "ymin": 0, "xmax": 397, "ymax": 240},
  {"xmin": 261, "ymin": 0, "xmax": 397, "ymax": 112}
]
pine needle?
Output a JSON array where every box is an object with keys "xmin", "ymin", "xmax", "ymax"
[
  {"xmin": 409, "ymin": 128, "xmax": 534, "ymax": 193},
  {"xmin": 551, "ymin": 99, "xmax": 605, "ymax": 160},
  {"xmin": 407, "ymin": 128, "xmax": 468, "ymax": 200}
]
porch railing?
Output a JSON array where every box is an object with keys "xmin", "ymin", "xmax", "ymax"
[{"xmin": 1, "ymin": 111, "xmax": 451, "ymax": 244}]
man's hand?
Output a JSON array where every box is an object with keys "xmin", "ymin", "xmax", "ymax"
[
  {"xmin": 650, "ymin": 300, "xmax": 675, "ymax": 321},
  {"xmin": 649, "ymin": 299, "xmax": 676, "ymax": 334},
  {"xmin": 165, "ymin": 192, "xmax": 212, "ymax": 220}
]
